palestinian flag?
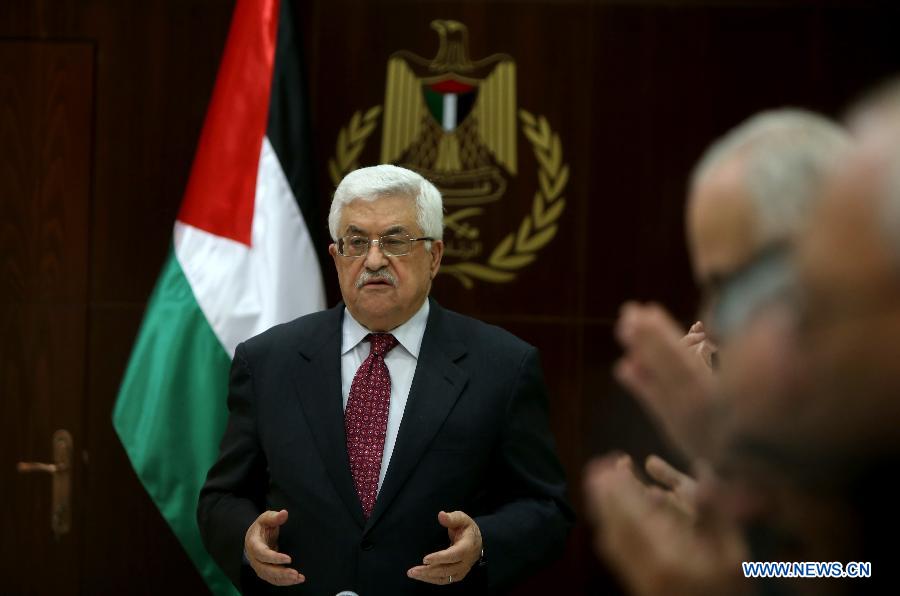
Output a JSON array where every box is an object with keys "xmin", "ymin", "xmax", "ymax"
[{"xmin": 112, "ymin": 0, "xmax": 325, "ymax": 593}]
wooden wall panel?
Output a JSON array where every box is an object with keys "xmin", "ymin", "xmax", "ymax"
[
  {"xmin": 1, "ymin": 2, "xmax": 231, "ymax": 594},
  {"xmin": 0, "ymin": 40, "xmax": 93, "ymax": 594}
]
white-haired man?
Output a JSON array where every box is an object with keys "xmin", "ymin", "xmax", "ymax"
[
  {"xmin": 614, "ymin": 109, "xmax": 850, "ymax": 461},
  {"xmin": 198, "ymin": 164, "xmax": 572, "ymax": 595},
  {"xmin": 795, "ymin": 84, "xmax": 900, "ymax": 452},
  {"xmin": 585, "ymin": 110, "xmax": 851, "ymax": 596}
]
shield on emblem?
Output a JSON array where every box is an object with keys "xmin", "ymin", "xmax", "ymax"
[{"xmin": 423, "ymin": 79, "xmax": 478, "ymax": 132}]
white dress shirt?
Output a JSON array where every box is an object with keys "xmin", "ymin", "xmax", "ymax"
[{"xmin": 341, "ymin": 299, "xmax": 429, "ymax": 490}]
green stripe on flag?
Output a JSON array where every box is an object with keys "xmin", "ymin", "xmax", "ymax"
[
  {"xmin": 113, "ymin": 248, "xmax": 238, "ymax": 595},
  {"xmin": 424, "ymin": 86, "xmax": 444, "ymax": 125}
]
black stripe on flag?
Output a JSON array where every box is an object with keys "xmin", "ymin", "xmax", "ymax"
[{"xmin": 267, "ymin": 0, "xmax": 327, "ymax": 257}]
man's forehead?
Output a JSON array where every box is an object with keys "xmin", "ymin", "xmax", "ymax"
[
  {"xmin": 340, "ymin": 195, "xmax": 418, "ymax": 232},
  {"xmin": 346, "ymin": 222, "xmax": 412, "ymax": 234},
  {"xmin": 689, "ymin": 188, "xmax": 760, "ymax": 286}
]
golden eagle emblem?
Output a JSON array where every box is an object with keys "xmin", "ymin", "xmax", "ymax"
[
  {"xmin": 329, "ymin": 20, "xmax": 569, "ymax": 288},
  {"xmin": 381, "ymin": 20, "xmax": 516, "ymax": 205}
]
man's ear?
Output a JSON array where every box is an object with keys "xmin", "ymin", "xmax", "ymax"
[
  {"xmin": 429, "ymin": 240, "xmax": 444, "ymax": 279},
  {"xmin": 328, "ymin": 243, "xmax": 338, "ymax": 264}
]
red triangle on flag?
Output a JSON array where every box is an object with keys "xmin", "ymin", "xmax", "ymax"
[{"xmin": 177, "ymin": 0, "xmax": 279, "ymax": 246}]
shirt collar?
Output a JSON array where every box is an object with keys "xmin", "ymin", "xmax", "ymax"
[{"xmin": 341, "ymin": 298, "xmax": 430, "ymax": 358}]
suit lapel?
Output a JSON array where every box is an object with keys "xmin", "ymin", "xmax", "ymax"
[
  {"xmin": 365, "ymin": 300, "xmax": 468, "ymax": 533},
  {"xmin": 292, "ymin": 303, "xmax": 366, "ymax": 529}
]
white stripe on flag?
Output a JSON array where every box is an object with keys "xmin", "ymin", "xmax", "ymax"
[
  {"xmin": 442, "ymin": 93, "xmax": 457, "ymax": 131},
  {"xmin": 174, "ymin": 136, "xmax": 326, "ymax": 356}
]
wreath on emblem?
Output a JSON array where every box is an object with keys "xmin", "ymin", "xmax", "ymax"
[{"xmin": 328, "ymin": 106, "xmax": 568, "ymax": 289}]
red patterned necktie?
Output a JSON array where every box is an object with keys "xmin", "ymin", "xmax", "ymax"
[{"xmin": 345, "ymin": 333, "xmax": 399, "ymax": 518}]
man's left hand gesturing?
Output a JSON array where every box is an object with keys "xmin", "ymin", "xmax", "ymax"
[{"xmin": 407, "ymin": 511, "xmax": 483, "ymax": 586}]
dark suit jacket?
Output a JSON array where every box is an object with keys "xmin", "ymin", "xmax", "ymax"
[{"xmin": 197, "ymin": 298, "xmax": 573, "ymax": 595}]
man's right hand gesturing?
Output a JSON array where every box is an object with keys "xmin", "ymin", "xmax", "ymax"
[{"xmin": 244, "ymin": 509, "xmax": 305, "ymax": 586}]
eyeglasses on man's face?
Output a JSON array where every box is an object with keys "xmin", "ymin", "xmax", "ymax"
[
  {"xmin": 699, "ymin": 243, "xmax": 794, "ymax": 344},
  {"xmin": 337, "ymin": 234, "xmax": 434, "ymax": 257}
]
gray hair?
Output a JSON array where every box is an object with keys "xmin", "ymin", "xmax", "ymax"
[
  {"xmin": 849, "ymin": 78, "xmax": 900, "ymax": 270},
  {"xmin": 329, "ymin": 164, "xmax": 444, "ymax": 243},
  {"xmin": 692, "ymin": 109, "xmax": 851, "ymax": 247},
  {"xmin": 873, "ymin": 130, "xmax": 900, "ymax": 272},
  {"xmin": 882, "ymin": 158, "xmax": 900, "ymax": 267},
  {"xmin": 846, "ymin": 77, "xmax": 900, "ymax": 136}
]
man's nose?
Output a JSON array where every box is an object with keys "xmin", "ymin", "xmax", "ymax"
[{"xmin": 364, "ymin": 240, "xmax": 389, "ymax": 270}]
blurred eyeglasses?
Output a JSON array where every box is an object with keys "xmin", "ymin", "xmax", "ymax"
[
  {"xmin": 702, "ymin": 243, "xmax": 796, "ymax": 343},
  {"xmin": 337, "ymin": 234, "xmax": 433, "ymax": 257}
]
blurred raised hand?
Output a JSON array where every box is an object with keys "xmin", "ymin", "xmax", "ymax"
[
  {"xmin": 614, "ymin": 302, "xmax": 717, "ymax": 458},
  {"xmin": 583, "ymin": 455, "xmax": 747, "ymax": 596}
]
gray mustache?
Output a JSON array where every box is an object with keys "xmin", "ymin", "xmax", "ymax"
[{"xmin": 356, "ymin": 268, "xmax": 397, "ymax": 289}]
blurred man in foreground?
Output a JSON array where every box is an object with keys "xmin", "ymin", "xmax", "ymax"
[
  {"xmin": 796, "ymin": 86, "xmax": 900, "ymax": 454},
  {"xmin": 612, "ymin": 110, "xmax": 849, "ymax": 462},
  {"xmin": 709, "ymin": 90, "xmax": 900, "ymax": 593},
  {"xmin": 585, "ymin": 109, "xmax": 852, "ymax": 596},
  {"xmin": 786, "ymin": 103, "xmax": 900, "ymax": 590}
]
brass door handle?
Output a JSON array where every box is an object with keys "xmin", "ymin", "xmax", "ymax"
[
  {"xmin": 16, "ymin": 429, "xmax": 73, "ymax": 539},
  {"xmin": 16, "ymin": 462, "xmax": 66, "ymax": 473}
]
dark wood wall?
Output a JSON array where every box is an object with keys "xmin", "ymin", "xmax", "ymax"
[
  {"xmin": 1, "ymin": 39, "xmax": 93, "ymax": 594},
  {"xmin": 2, "ymin": 2, "xmax": 231, "ymax": 593},
  {"xmin": 2, "ymin": 1, "xmax": 899, "ymax": 594}
]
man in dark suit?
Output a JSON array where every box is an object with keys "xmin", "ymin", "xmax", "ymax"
[{"xmin": 197, "ymin": 164, "xmax": 572, "ymax": 595}]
